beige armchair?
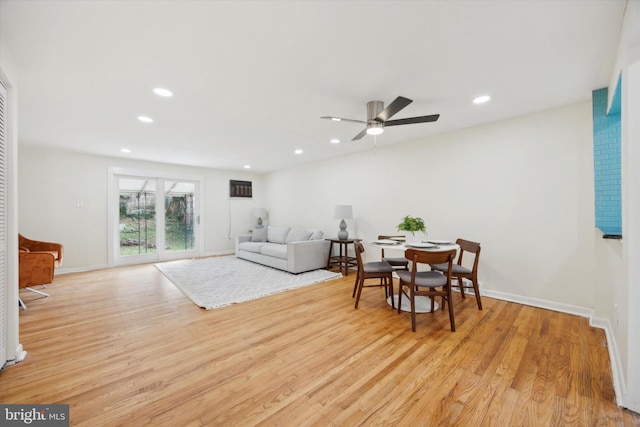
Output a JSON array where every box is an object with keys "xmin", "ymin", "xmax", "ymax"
[{"xmin": 18, "ymin": 234, "xmax": 64, "ymax": 309}]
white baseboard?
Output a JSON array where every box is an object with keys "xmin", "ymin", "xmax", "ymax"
[
  {"xmin": 589, "ymin": 317, "xmax": 627, "ymax": 407},
  {"xmin": 483, "ymin": 289, "xmax": 595, "ymax": 318},
  {"xmin": 202, "ymin": 250, "xmax": 235, "ymax": 257},
  {"xmin": 56, "ymin": 264, "xmax": 109, "ymax": 275},
  {"xmin": 483, "ymin": 288, "xmax": 625, "ymax": 407}
]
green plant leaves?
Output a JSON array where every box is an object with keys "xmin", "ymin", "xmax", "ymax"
[{"xmin": 396, "ymin": 215, "xmax": 426, "ymax": 236}]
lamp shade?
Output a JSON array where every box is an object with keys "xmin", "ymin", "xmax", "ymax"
[{"xmin": 333, "ymin": 205, "xmax": 353, "ymax": 220}]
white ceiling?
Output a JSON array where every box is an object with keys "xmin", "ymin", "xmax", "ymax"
[{"xmin": 0, "ymin": 0, "xmax": 626, "ymax": 173}]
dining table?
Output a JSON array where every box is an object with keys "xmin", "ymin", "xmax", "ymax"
[{"xmin": 368, "ymin": 238, "xmax": 460, "ymax": 313}]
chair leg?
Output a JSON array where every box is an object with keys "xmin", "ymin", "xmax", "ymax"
[
  {"xmin": 397, "ymin": 280, "xmax": 404, "ymax": 314},
  {"xmin": 471, "ymin": 278, "xmax": 483, "ymax": 310},
  {"xmin": 354, "ymin": 276, "xmax": 365, "ymax": 308},
  {"xmin": 352, "ymin": 271, "xmax": 360, "ymax": 298},
  {"xmin": 446, "ymin": 286, "xmax": 456, "ymax": 332},
  {"xmin": 18, "ymin": 298, "xmax": 27, "ymax": 310},
  {"xmin": 410, "ymin": 286, "xmax": 417, "ymax": 332},
  {"xmin": 388, "ymin": 275, "xmax": 394, "ymax": 309},
  {"xmin": 458, "ymin": 277, "xmax": 466, "ymax": 299},
  {"xmin": 25, "ymin": 287, "xmax": 50, "ymax": 298}
]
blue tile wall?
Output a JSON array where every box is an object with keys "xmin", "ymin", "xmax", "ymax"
[{"xmin": 593, "ymin": 78, "xmax": 622, "ymax": 235}]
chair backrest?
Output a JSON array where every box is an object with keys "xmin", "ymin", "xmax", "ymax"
[
  {"xmin": 405, "ymin": 248, "xmax": 456, "ymax": 268},
  {"xmin": 455, "ymin": 238, "xmax": 481, "ymax": 274},
  {"xmin": 354, "ymin": 240, "xmax": 365, "ymax": 270},
  {"xmin": 378, "ymin": 234, "xmax": 405, "ymax": 240},
  {"xmin": 405, "ymin": 248, "xmax": 456, "ymax": 281},
  {"xmin": 18, "ymin": 233, "xmax": 64, "ymax": 267}
]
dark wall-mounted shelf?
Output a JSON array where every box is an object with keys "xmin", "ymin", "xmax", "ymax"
[{"xmin": 603, "ymin": 234, "xmax": 622, "ymax": 240}]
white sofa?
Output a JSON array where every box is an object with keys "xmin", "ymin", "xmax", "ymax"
[{"xmin": 235, "ymin": 225, "xmax": 331, "ymax": 274}]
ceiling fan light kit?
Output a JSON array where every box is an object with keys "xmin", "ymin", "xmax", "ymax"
[
  {"xmin": 321, "ymin": 96, "xmax": 440, "ymax": 141},
  {"xmin": 366, "ymin": 122, "xmax": 384, "ymax": 135}
]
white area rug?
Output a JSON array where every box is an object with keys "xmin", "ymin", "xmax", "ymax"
[{"xmin": 155, "ymin": 256, "xmax": 342, "ymax": 310}]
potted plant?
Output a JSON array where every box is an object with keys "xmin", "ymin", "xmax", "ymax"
[{"xmin": 396, "ymin": 215, "xmax": 427, "ymax": 242}]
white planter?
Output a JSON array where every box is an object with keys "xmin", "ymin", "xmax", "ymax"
[{"xmin": 404, "ymin": 232, "xmax": 426, "ymax": 244}]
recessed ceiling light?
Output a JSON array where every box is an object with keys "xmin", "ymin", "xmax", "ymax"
[
  {"xmin": 330, "ymin": 139, "xmax": 340, "ymax": 144},
  {"xmin": 153, "ymin": 87, "xmax": 173, "ymax": 97},
  {"xmin": 121, "ymin": 148, "xmax": 131, "ymax": 153},
  {"xmin": 294, "ymin": 149, "xmax": 303, "ymax": 155},
  {"xmin": 473, "ymin": 95, "xmax": 491, "ymax": 104},
  {"xmin": 137, "ymin": 116, "xmax": 153, "ymax": 123},
  {"xmin": 244, "ymin": 165, "xmax": 251, "ymax": 169},
  {"xmin": 331, "ymin": 117, "xmax": 341, "ymax": 122}
]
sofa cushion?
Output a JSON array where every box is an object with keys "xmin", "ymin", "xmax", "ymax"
[
  {"xmin": 260, "ymin": 243, "xmax": 288, "ymax": 259},
  {"xmin": 286, "ymin": 228, "xmax": 313, "ymax": 243},
  {"xmin": 307, "ymin": 229, "xmax": 324, "ymax": 240},
  {"xmin": 237, "ymin": 242, "xmax": 264, "ymax": 254},
  {"xmin": 267, "ymin": 226, "xmax": 291, "ymax": 244},
  {"xmin": 251, "ymin": 227, "xmax": 267, "ymax": 242}
]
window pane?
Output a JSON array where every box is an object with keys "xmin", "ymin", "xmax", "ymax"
[
  {"xmin": 164, "ymin": 181, "xmax": 195, "ymax": 252},
  {"xmin": 119, "ymin": 178, "xmax": 157, "ymax": 256}
]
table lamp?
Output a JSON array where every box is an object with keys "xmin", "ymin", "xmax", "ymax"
[
  {"xmin": 253, "ymin": 208, "xmax": 267, "ymax": 228},
  {"xmin": 334, "ymin": 205, "xmax": 353, "ymax": 240}
]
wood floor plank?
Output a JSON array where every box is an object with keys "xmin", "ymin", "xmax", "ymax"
[{"xmin": 2, "ymin": 259, "xmax": 639, "ymax": 426}]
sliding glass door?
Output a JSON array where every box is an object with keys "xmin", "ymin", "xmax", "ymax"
[
  {"xmin": 119, "ymin": 178, "xmax": 157, "ymax": 257},
  {"xmin": 110, "ymin": 169, "xmax": 201, "ymax": 266},
  {"xmin": 163, "ymin": 181, "xmax": 196, "ymax": 253}
]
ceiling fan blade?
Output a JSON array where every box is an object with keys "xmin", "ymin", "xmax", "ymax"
[
  {"xmin": 383, "ymin": 114, "xmax": 440, "ymax": 127},
  {"xmin": 320, "ymin": 116, "xmax": 367, "ymax": 124},
  {"xmin": 374, "ymin": 96, "xmax": 412, "ymax": 123},
  {"xmin": 352, "ymin": 128, "xmax": 368, "ymax": 141}
]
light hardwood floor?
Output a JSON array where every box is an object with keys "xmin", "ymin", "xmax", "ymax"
[{"xmin": 3, "ymin": 260, "xmax": 639, "ymax": 426}]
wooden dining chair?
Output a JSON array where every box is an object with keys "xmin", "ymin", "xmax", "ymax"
[
  {"xmin": 429, "ymin": 238, "xmax": 482, "ymax": 310},
  {"xmin": 377, "ymin": 234, "xmax": 409, "ymax": 271},
  {"xmin": 353, "ymin": 241, "xmax": 396, "ymax": 309},
  {"xmin": 397, "ymin": 248, "xmax": 456, "ymax": 332}
]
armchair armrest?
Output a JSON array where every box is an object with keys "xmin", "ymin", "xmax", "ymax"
[{"xmin": 19, "ymin": 251, "xmax": 55, "ymax": 289}]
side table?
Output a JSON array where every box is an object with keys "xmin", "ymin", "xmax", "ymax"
[{"xmin": 326, "ymin": 238, "xmax": 357, "ymax": 276}]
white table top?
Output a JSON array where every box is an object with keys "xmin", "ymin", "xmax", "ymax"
[{"xmin": 369, "ymin": 239, "xmax": 459, "ymax": 252}]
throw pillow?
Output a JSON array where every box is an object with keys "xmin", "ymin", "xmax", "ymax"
[
  {"xmin": 307, "ymin": 229, "xmax": 324, "ymax": 240},
  {"xmin": 251, "ymin": 227, "xmax": 267, "ymax": 242},
  {"xmin": 285, "ymin": 228, "xmax": 313, "ymax": 243},
  {"xmin": 267, "ymin": 226, "xmax": 291, "ymax": 244}
]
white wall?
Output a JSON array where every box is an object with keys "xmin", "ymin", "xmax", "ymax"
[
  {"xmin": 265, "ymin": 102, "xmax": 596, "ymax": 307},
  {"xmin": 18, "ymin": 146, "xmax": 264, "ymax": 270}
]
